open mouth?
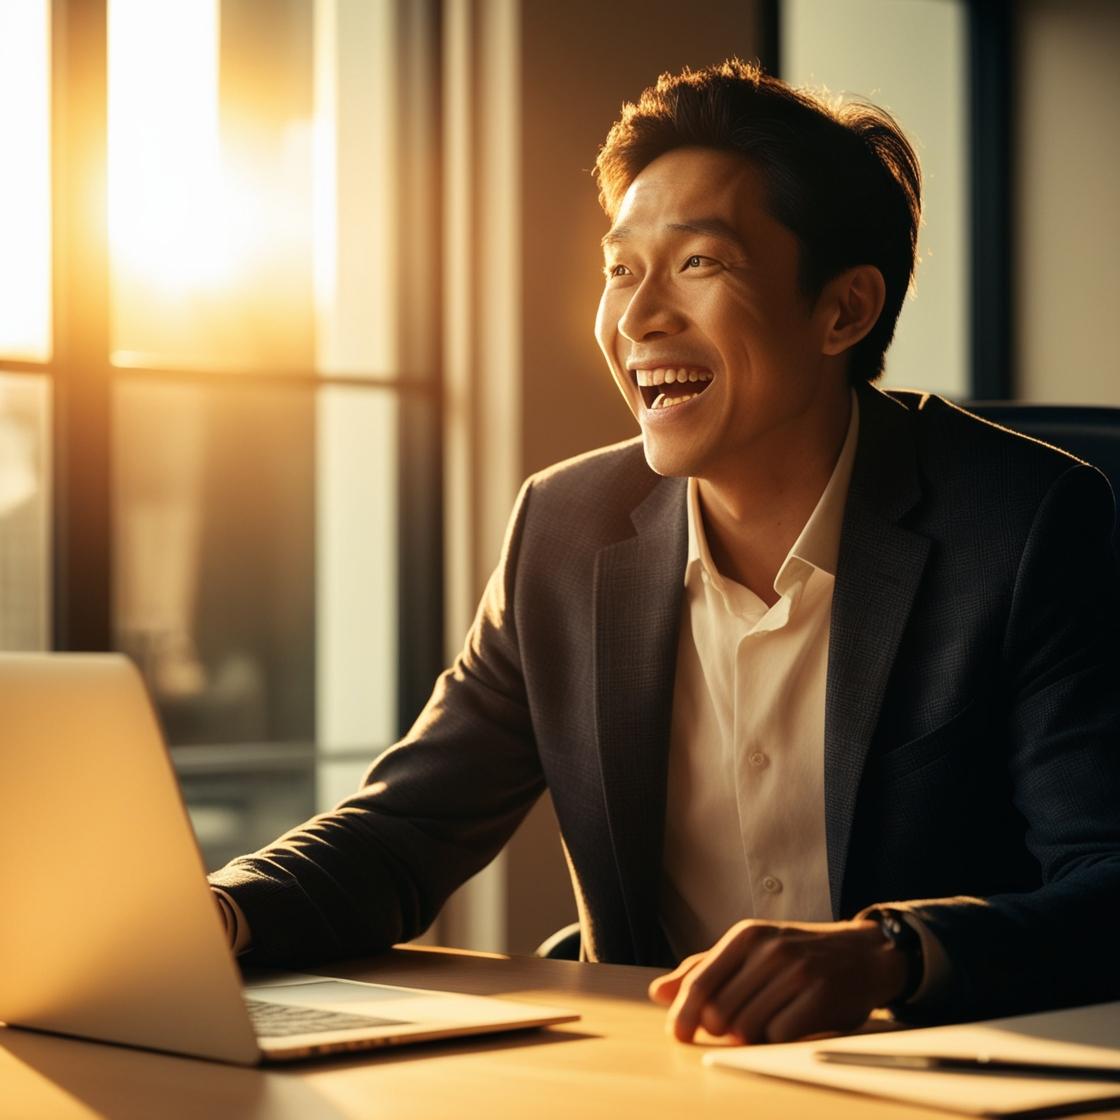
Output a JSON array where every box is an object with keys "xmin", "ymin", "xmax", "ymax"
[{"xmin": 632, "ymin": 367, "xmax": 715, "ymax": 412}]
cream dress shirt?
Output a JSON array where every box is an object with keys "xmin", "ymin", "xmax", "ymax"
[{"xmin": 659, "ymin": 395, "xmax": 860, "ymax": 958}]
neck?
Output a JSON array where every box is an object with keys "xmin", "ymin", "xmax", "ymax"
[{"xmin": 697, "ymin": 389, "xmax": 852, "ymax": 603}]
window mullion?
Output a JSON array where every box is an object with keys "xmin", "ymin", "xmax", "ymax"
[{"xmin": 51, "ymin": 0, "xmax": 113, "ymax": 651}]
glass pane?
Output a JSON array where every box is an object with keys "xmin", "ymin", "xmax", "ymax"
[
  {"xmin": 108, "ymin": 0, "xmax": 314, "ymax": 369},
  {"xmin": 0, "ymin": 375, "xmax": 51, "ymax": 650},
  {"xmin": 112, "ymin": 378, "xmax": 397, "ymax": 750},
  {"xmin": 782, "ymin": 0, "xmax": 969, "ymax": 399},
  {"xmin": 0, "ymin": 0, "xmax": 52, "ymax": 362},
  {"xmin": 313, "ymin": 0, "xmax": 400, "ymax": 377},
  {"xmin": 107, "ymin": 0, "xmax": 403, "ymax": 375}
]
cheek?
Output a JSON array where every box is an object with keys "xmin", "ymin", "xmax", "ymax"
[
  {"xmin": 595, "ymin": 292, "xmax": 638, "ymax": 412},
  {"xmin": 594, "ymin": 291, "xmax": 615, "ymax": 358}
]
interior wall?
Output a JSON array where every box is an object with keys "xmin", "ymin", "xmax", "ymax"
[
  {"xmin": 518, "ymin": 1, "xmax": 765, "ymax": 476},
  {"xmin": 502, "ymin": 0, "xmax": 764, "ymax": 955},
  {"xmin": 1015, "ymin": 0, "xmax": 1120, "ymax": 404}
]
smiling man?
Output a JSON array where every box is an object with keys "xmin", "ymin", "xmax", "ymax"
[{"xmin": 210, "ymin": 60, "xmax": 1120, "ymax": 1045}]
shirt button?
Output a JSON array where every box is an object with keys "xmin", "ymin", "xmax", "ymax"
[
  {"xmin": 749, "ymin": 751, "xmax": 768, "ymax": 768},
  {"xmin": 762, "ymin": 876, "xmax": 783, "ymax": 894}
]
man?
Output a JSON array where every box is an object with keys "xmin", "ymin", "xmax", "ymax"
[{"xmin": 210, "ymin": 60, "xmax": 1120, "ymax": 1045}]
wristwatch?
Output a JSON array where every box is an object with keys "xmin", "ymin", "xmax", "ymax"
[{"xmin": 868, "ymin": 908, "xmax": 924, "ymax": 1005}]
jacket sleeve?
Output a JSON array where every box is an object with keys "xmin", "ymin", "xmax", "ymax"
[
  {"xmin": 893, "ymin": 463, "xmax": 1120, "ymax": 1021},
  {"xmin": 207, "ymin": 479, "xmax": 545, "ymax": 966}
]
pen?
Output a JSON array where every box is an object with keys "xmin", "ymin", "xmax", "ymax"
[{"xmin": 815, "ymin": 1051, "xmax": 1120, "ymax": 1082}]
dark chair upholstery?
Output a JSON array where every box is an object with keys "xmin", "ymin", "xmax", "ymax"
[{"xmin": 964, "ymin": 402, "xmax": 1120, "ymax": 556}]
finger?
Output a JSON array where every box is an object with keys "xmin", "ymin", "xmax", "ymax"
[
  {"xmin": 648, "ymin": 953, "xmax": 704, "ymax": 1005},
  {"xmin": 756, "ymin": 980, "xmax": 834, "ymax": 1044},
  {"xmin": 728, "ymin": 965, "xmax": 807, "ymax": 1045},
  {"xmin": 699, "ymin": 939, "xmax": 781, "ymax": 1036},
  {"xmin": 668, "ymin": 931, "xmax": 764, "ymax": 1042}
]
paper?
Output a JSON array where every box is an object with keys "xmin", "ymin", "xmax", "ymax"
[{"xmin": 704, "ymin": 1001, "xmax": 1120, "ymax": 1118}]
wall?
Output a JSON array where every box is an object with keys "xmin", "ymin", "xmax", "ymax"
[
  {"xmin": 440, "ymin": 0, "xmax": 765, "ymax": 955},
  {"xmin": 1015, "ymin": 0, "xmax": 1120, "ymax": 404}
]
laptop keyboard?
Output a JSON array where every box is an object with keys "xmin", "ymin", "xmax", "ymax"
[{"xmin": 246, "ymin": 998, "xmax": 407, "ymax": 1038}]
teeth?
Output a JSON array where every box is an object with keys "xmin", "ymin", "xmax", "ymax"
[
  {"xmin": 649, "ymin": 391, "xmax": 700, "ymax": 410},
  {"xmin": 635, "ymin": 368, "xmax": 714, "ymax": 387}
]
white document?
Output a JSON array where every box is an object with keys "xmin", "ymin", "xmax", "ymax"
[{"xmin": 704, "ymin": 1001, "xmax": 1120, "ymax": 1118}]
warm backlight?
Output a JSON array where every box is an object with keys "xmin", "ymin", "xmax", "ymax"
[
  {"xmin": 107, "ymin": 1, "xmax": 234, "ymax": 313},
  {"xmin": 0, "ymin": 0, "xmax": 52, "ymax": 362}
]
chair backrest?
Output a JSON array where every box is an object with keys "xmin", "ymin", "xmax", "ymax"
[{"xmin": 964, "ymin": 402, "xmax": 1120, "ymax": 557}]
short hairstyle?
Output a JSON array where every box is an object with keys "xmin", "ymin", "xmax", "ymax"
[{"xmin": 594, "ymin": 59, "xmax": 921, "ymax": 384}]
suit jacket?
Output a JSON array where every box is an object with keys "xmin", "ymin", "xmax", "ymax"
[{"xmin": 210, "ymin": 384, "xmax": 1120, "ymax": 1022}]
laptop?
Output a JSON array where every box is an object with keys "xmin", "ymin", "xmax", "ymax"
[{"xmin": 0, "ymin": 653, "xmax": 578, "ymax": 1064}]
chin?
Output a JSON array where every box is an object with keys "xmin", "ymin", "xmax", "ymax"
[{"xmin": 641, "ymin": 432, "xmax": 696, "ymax": 479}]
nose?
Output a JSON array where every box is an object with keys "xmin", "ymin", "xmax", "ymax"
[{"xmin": 617, "ymin": 276, "xmax": 685, "ymax": 343}]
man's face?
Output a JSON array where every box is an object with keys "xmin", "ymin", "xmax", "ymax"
[{"xmin": 595, "ymin": 146, "xmax": 844, "ymax": 480}]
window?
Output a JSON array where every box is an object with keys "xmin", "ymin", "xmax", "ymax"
[
  {"xmin": 781, "ymin": 0, "xmax": 970, "ymax": 399},
  {"xmin": 0, "ymin": 0, "xmax": 442, "ymax": 869}
]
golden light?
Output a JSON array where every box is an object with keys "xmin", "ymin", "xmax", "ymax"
[
  {"xmin": 0, "ymin": 0, "xmax": 52, "ymax": 361},
  {"xmin": 107, "ymin": 0, "xmax": 318, "ymax": 368},
  {"xmin": 107, "ymin": 0, "xmax": 233, "ymax": 305}
]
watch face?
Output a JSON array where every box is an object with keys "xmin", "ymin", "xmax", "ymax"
[{"xmin": 875, "ymin": 910, "xmax": 923, "ymax": 1004}]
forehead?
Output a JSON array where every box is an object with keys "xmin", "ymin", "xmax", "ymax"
[{"xmin": 609, "ymin": 147, "xmax": 769, "ymax": 235}]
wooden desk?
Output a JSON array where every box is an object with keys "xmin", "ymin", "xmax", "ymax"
[{"xmin": 3, "ymin": 946, "xmax": 1118, "ymax": 1120}]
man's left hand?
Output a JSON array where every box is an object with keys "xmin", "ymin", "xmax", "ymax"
[{"xmin": 649, "ymin": 918, "xmax": 909, "ymax": 1044}]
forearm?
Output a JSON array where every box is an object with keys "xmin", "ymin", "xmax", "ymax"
[{"xmin": 886, "ymin": 866, "xmax": 1120, "ymax": 1021}]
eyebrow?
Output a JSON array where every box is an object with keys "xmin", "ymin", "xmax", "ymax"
[{"xmin": 600, "ymin": 218, "xmax": 747, "ymax": 252}]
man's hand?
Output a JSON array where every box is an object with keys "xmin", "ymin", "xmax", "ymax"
[{"xmin": 649, "ymin": 918, "xmax": 909, "ymax": 1045}]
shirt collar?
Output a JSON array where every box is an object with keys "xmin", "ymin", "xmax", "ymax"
[{"xmin": 685, "ymin": 389, "xmax": 860, "ymax": 596}]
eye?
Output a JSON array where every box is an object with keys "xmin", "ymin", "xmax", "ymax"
[
  {"xmin": 683, "ymin": 254, "xmax": 715, "ymax": 270},
  {"xmin": 604, "ymin": 262, "xmax": 631, "ymax": 279}
]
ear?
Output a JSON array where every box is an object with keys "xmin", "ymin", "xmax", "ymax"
[{"xmin": 818, "ymin": 265, "xmax": 886, "ymax": 357}]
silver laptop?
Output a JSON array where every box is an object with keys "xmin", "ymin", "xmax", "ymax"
[{"xmin": 0, "ymin": 654, "xmax": 578, "ymax": 1064}]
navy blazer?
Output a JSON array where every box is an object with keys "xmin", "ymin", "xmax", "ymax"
[{"xmin": 211, "ymin": 384, "xmax": 1120, "ymax": 1021}]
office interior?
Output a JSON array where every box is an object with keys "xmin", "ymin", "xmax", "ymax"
[{"xmin": 0, "ymin": 0, "xmax": 1117, "ymax": 962}]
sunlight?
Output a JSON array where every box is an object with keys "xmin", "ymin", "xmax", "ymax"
[
  {"xmin": 0, "ymin": 0, "xmax": 52, "ymax": 361},
  {"xmin": 107, "ymin": 0, "xmax": 233, "ymax": 300}
]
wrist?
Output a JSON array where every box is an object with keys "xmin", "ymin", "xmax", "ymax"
[{"xmin": 865, "ymin": 909, "xmax": 924, "ymax": 1007}]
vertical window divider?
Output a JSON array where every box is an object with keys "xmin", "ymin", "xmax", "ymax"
[
  {"xmin": 967, "ymin": 0, "xmax": 1015, "ymax": 400},
  {"xmin": 395, "ymin": 0, "xmax": 445, "ymax": 737},
  {"xmin": 50, "ymin": 0, "xmax": 113, "ymax": 652}
]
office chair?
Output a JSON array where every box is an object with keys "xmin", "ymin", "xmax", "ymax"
[
  {"xmin": 535, "ymin": 921, "xmax": 582, "ymax": 961},
  {"xmin": 535, "ymin": 401, "xmax": 1120, "ymax": 962},
  {"xmin": 964, "ymin": 401, "xmax": 1120, "ymax": 556}
]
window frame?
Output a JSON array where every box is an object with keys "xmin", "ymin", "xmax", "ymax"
[{"xmin": 0, "ymin": 0, "xmax": 445, "ymax": 749}]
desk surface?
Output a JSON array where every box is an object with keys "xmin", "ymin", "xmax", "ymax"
[{"xmin": 3, "ymin": 946, "xmax": 1118, "ymax": 1120}]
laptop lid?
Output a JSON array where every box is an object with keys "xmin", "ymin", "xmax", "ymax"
[{"xmin": 0, "ymin": 653, "xmax": 261, "ymax": 1063}]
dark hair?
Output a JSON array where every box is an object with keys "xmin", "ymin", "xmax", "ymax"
[{"xmin": 594, "ymin": 59, "xmax": 921, "ymax": 384}]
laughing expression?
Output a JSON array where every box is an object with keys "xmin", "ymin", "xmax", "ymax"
[{"xmin": 595, "ymin": 146, "xmax": 844, "ymax": 483}]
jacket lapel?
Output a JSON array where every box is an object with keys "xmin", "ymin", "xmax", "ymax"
[
  {"xmin": 593, "ymin": 474, "xmax": 687, "ymax": 966},
  {"xmin": 825, "ymin": 386, "xmax": 931, "ymax": 917}
]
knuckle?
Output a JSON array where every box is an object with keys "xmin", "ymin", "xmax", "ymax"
[{"xmin": 787, "ymin": 957, "xmax": 814, "ymax": 986}]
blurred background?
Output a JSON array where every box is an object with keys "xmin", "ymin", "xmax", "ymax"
[{"xmin": 1, "ymin": 0, "xmax": 1116, "ymax": 955}]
